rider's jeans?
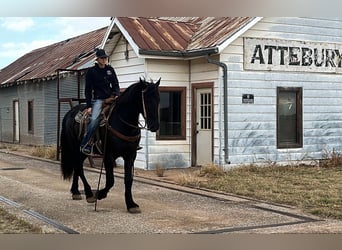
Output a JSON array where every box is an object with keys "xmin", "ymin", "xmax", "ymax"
[{"xmin": 80, "ymin": 99, "xmax": 104, "ymax": 148}]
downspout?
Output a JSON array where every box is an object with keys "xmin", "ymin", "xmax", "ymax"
[
  {"xmin": 145, "ymin": 128, "xmax": 149, "ymax": 170},
  {"xmin": 206, "ymin": 55, "xmax": 230, "ymax": 164},
  {"xmin": 144, "ymin": 67, "xmax": 149, "ymax": 170}
]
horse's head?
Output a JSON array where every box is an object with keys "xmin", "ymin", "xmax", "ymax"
[{"xmin": 141, "ymin": 78, "xmax": 160, "ymax": 132}]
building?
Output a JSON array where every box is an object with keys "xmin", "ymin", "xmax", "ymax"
[
  {"xmin": 2, "ymin": 17, "xmax": 342, "ymax": 170},
  {"xmin": 101, "ymin": 17, "xmax": 342, "ymax": 169},
  {"xmin": 0, "ymin": 27, "xmax": 107, "ymax": 145}
]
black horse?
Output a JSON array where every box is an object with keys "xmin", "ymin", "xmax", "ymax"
[{"xmin": 60, "ymin": 78, "xmax": 160, "ymax": 213}]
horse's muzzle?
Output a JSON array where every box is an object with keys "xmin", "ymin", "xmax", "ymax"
[{"xmin": 148, "ymin": 123, "xmax": 159, "ymax": 132}]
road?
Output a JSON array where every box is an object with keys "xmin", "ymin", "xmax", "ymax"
[{"xmin": 0, "ymin": 151, "xmax": 342, "ymax": 233}]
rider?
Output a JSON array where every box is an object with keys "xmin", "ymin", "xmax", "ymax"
[{"xmin": 80, "ymin": 48, "xmax": 120, "ymax": 155}]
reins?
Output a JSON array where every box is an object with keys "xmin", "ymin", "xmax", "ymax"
[
  {"xmin": 141, "ymin": 90, "xmax": 148, "ymax": 123},
  {"xmin": 94, "ymin": 116, "xmax": 108, "ymax": 212},
  {"xmin": 115, "ymin": 90, "xmax": 148, "ymax": 130},
  {"xmin": 118, "ymin": 115, "xmax": 144, "ymax": 130}
]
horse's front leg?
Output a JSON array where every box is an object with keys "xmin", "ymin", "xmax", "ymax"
[
  {"xmin": 97, "ymin": 156, "xmax": 115, "ymax": 200},
  {"xmin": 124, "ymin": 159, "xmax": 141, "ymax": 213}
]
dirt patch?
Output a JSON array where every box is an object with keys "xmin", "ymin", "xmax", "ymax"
[
  {"xmin": 0, "ymin": 142, "xmax": 202, "ymax": 185},
  {"xmin": 87, "ymin": 157, "xmax": 202, "ymax": 184}
]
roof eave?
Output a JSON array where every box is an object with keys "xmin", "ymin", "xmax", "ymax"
[
  {"xmin": 217, "ymin": 17, "xmax": 263, "ymax": 53},
  {"xmin": 100, "ymin": 17, "xmax": 116, "ymax": 49},
  {"xmin": 113, "ymin": 17, "xmax": 141, "ymax": 57},
  {"xmin": 139, "ymin": 47, "xmax": 219, "ymax": 59}
]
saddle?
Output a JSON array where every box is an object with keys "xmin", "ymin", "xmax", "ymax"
[
  {"xmin": 75, "ymin": 101, "xmax": 114, "ymax": 155},
  {"xmin": 75, "ymin": 110, "xmax": 106, "ymax": 135}
]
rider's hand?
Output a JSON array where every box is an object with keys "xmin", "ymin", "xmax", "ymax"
[{"xmin": 104, "ymin": 95, "xmax": 116, "ymax": 104}]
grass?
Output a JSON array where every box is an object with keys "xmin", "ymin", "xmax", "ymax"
[
  {"xmin": 154, "ymin": 163, "xmax": 166, "ymax": 177},
  {"xmin": 29, "ymin": 146, "xmax": 57, "ymax": 160},
  {"xmin": 0, "ymin": 143, "xmax": 57, "ymax": 160},
  {"xmin": 176, "ymin": 163, "xmax": 342, "ymax": 220},
  {"xmin": 0, "ymin": 144, "xmax": 18, "ymax": 151},
  {"xmin": 0, "ymin": 207, "xmax": 42, "ymax": 233}
]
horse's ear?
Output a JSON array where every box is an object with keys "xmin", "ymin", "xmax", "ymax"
[{"xmin": 156, "ymin": 77, "xmax": 161, "ymax": 87}]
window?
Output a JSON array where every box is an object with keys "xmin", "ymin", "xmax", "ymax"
[
  {"xmin": 277, "ymin": 87, "xmax": 302, "ymax": 148},
  {"xmin": 199, "ymin": 92, "xmax": 211, "ymax": 130},
  {"xmin": 157, "ymin": 87, "xmax": 186, "ymax": 140},
  {"xmin": 28, "ymin": 100, "xmax": 34, "ymax": 134}
]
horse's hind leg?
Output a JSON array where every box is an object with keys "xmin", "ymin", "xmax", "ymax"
[
  {"xmin": 70, "ymin": 172, "xmax": 82, "ymax": 200},
  {"xmin": 79, "ymin": 169, "xmax": 96, "ymax": 203},
  {"xmin": 74, "ymin": 161, "xmax": 96, "ymax": 203}
]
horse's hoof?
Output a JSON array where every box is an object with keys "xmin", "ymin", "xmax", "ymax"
[
  {"xmin": 128, "ymin": 207, "xmax": 141, "ymax": 214},
  {"xmin": 72, "ymin": 194, "xmax": 82, "ymax": 200},
  {"xmin": 86, "ymin": 196, "xmax": 97, "ymax": 203},
  {"xmin": 97, "ymin": 190, "xmax": 107, "ymax": 200}
]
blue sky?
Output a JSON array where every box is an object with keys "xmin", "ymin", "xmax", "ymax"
[{"xmin": 0, "ymin": 17, "xmax": 111, "ymax": 69}]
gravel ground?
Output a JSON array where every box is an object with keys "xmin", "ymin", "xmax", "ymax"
[{"xmin": 1, "ymin": 150, "xmax": 342, "ymax": 234}]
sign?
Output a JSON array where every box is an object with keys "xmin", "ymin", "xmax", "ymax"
[
  {"xmin": 244, "ymin": 37, "xmax": 342, "ymax": 73},
  {"xmin": 242, "ymin": 94, "xmax": 254, "ymax": 104}
]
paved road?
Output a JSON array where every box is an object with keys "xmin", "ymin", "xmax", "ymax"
[{"xmin": 0, "ymin": 151, "xmax": 341, "ymax": 233}]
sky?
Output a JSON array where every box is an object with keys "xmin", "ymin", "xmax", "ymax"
[{"xmin": 0, "ymin": 17, "xmax": 111, "ymax": 69}]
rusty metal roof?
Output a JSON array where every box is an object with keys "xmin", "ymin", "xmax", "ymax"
[
  {"xmin": 187, "ymin": 17, "xmax": 256, "ymax": 50},
  {"xmin": 116, "ymin": 17, "xmax": 256, "ymax": 54},
  {"xmin": 0, "ymin": 27, "xmax": 107, "ymax": 87},
  {"xmin": 117, "ymin": 17, "xmax": 198, "ymax": 51},
  {"xmin": 0, "ymin": 17, "xmax": 258, "ymax": 87}
]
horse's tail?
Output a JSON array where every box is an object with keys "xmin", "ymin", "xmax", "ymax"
[{"xmin": 60, "ymin": 104, "xmax": 85, "ymax": 180}]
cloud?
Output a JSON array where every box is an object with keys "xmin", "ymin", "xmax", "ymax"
[
  {"xmin": 0, "ymin": 17, "xmax": 110, "ymax": 69},
  {"xmin": 0, "ymin": 39, "xmax": 56, "ymax": 64},
  {"xmin": 53, "ymin": 17, "xmax": 111, "ymax": 38},
  {"xmin": 0, "ymin": 17, "xmax": 34, "ymax": 32}
]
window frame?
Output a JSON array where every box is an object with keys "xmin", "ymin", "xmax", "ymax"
[
  {"xmin": 28, "ymin": 100, "xmax": 34, "ymax": 134},
  {"xmin": 156, "ymin": 87, "xmax": 186, "ymax": 140},
  {"xmin": 276, "ymin": 87, "xmax": 303, "ymax": 149}
]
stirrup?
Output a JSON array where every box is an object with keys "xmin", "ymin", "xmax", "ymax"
[{"xmin": 81, "ymin": 144, "xmax": 93, "ymax": 156}]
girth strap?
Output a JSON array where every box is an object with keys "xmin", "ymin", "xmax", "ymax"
[
  {"xmin": 105, "ymin": 102, "xmax": 141, "ymax": 143},
  {"xmin": 107, "ymin": 126, "xmax": 141, "ymax": 142}
]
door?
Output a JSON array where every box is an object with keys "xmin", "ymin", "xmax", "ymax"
[
  {"xmin": 195, "ymin": 88, "xmax": 212, "ymax": 166},
  {"xmin": 13, "ymin": 100, "xmax": 19, "ymax": 142}
]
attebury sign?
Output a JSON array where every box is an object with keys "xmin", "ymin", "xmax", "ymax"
[{"xmin": 244, "ymin": 37, "xmax": 342, "ymax": 73}]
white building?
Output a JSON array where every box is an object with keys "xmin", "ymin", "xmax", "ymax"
[{"xmin": 102, "ymin": 17, "xmax": 342, "ymax": 169}]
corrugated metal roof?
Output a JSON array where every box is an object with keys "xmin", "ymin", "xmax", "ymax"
[
  {"xmin": 187, "ymin": 17, "xmax": 255, "ymax": 49},
  {"xmin": 116, "ymin": 17, "xmax": 255, "ymax": 53},
  {"xmin": 0, "ymin": 27, "xmax": 107, "ymax": 87},
  {"xmin": 117, "ymin": 17, "xmax": 198, "ymax": 51},
  {"xmin": 0, "ymin": 17, "xmax": 258, "ymax": 86}
]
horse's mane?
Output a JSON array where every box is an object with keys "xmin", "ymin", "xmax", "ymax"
[
  {"xmin": 116, "ymin": 79, "xmax": 152, "ymax": 105},
  {"xmin": 116, "ymin": 82, "xmax": 140, "ymax": 104}
]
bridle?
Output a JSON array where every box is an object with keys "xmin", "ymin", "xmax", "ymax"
[
  {"xmin": 117, "ymin": 88, "xmax": 148, "ymax": 130},
  {"xmin": 105, "ymin": 86, "xmax": 152, "ymax": 142}
]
